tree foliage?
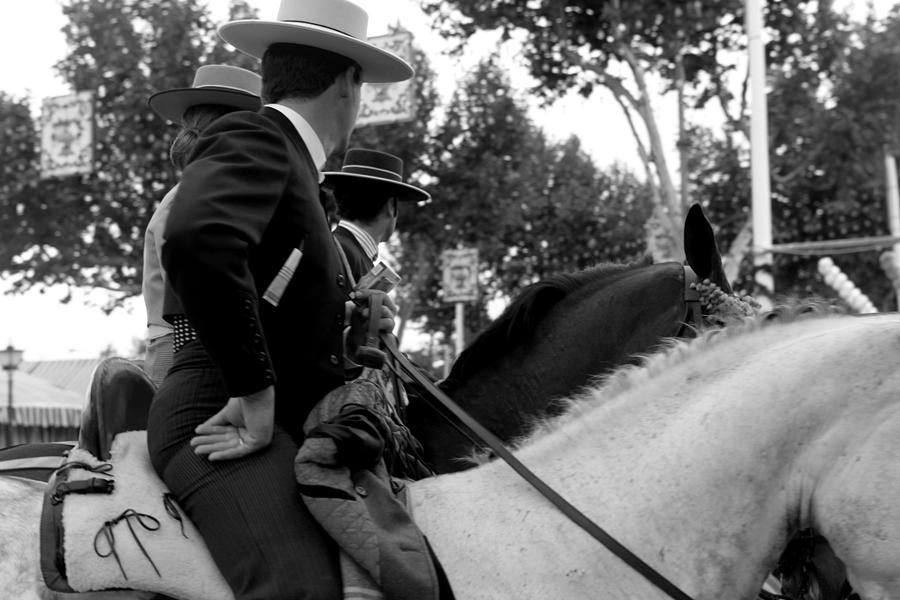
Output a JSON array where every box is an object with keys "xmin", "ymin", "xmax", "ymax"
[
  {"xmin": 418, "ymin": 0, "xmax": 860, "ymax": 270},
  {"xmin": 765, "ymin": 7, "xmax": 900, "ymax": 309},
  {"xmin": 690, "ymin": 5, "xmax": 900, "ymax": 309},
  {"xmin": 419, "ymin": 0, "xmax": 753, "ymax": 259},
  {"xmin": 0, "ymin": 0, "xmax": 690, "ymax": 348},
  {"xmin": 420, "ymin": 0, "xmax": 900, "ymax": 310},
  {"xmin": 0, "ymin": 0, "xmax": 255, "ymax": 307},
  {"xmin": 398, "ymin": 57, "xmax": 652, "ymax": 339}
]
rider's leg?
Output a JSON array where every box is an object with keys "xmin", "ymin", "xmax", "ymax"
[{"xmin": 147, "ymin": 344, "xmax": 341, "ymax": 600}]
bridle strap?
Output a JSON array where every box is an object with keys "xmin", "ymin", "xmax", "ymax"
[
  {"xmin": 677, "ymin": 265, "xmax": 703, "ymax": 338},
  {"xmin": 382, "ymin": 334, "xmax": 696, "ymax": 600}
]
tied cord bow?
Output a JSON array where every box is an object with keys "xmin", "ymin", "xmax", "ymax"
[{"xmin": 93, "ymin": 509, "xmax": 162, "ymax": 580}]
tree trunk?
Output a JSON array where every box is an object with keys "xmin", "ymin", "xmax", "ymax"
[{"xmin": 618, "ymin": 43, "xmax": 685, "ymax": 261}]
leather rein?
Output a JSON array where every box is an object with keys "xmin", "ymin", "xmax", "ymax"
[{"xmin": 381, "ymin": 264, "xmax": 706, "ymax": 600}]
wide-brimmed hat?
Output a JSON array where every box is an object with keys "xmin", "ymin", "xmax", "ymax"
[
  {"xmin": 324, "ymin": 148, "xmax": 430, "ymax": 203},
  {"xmin": 218, "ymin": 0, "xmax": 413, "ymax": 84},
  {"xmin": 148, "ymin": 64, "xmax": 262, "ymax": 124}
]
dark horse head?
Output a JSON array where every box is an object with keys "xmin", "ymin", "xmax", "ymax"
[{"xmin": 405, "ymin": 203, "xmax": 732, "ymax": 473}]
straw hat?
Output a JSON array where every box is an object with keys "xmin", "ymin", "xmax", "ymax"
[
  {"xmin": 148, "ymin": 64, "xmax": 262, "ymax": 124},
  {"xmin": 218, "ymin": 0, "xmax": 413, "ymax": 83},
  {"xmin": 324, "ymin": 148, "xmax": 430, "ymax": 203}
]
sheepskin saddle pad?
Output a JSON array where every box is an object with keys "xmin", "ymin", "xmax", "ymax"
[{"xmin": 39, "ymin": 430, "xmax": 233, "ymax": 600}]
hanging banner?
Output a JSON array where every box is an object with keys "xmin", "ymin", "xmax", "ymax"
[
  {"xmin": 441, "ymin": 248, "xmax": 479, "ymax": 303},
  {"xmin": 357, "ymin": 31, "xmax": 415, "ymax": 127},
  {"xmin": 40, "ymin": 91, "xmax": 95, "ymax": 179}
]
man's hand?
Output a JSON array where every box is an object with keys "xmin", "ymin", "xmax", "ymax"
[
  {"xmin": 345, "ymin": 290, "xmax": 396, "ymax": 368},
  {"xmin": 190, "ymin": 385, "xmax": 275, "ymax": 461},
  {"xmin": 349, "ymin": 288, "xmax": 396, "ymax": 335}
]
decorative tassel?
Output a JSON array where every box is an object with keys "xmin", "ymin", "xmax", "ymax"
[{"xmin": 263, "ymin": 243, "xmax": 304, "ymax": 307}]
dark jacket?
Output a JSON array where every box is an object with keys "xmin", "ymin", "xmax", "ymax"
[
  {"xmin": 162, "ymin": 106, "xmax": 349, "ymax": 429},
  {"xmin": 334, "ymin": 225, "xmax": 375, "ymax": 285}
]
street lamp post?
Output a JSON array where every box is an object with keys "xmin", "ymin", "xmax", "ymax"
[{"xmin": 1, "ymin": 344, "xmax": 24, "ymax": 445}]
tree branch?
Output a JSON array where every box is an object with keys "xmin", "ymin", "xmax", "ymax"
[
  {"xmin": 609, "ymin": 86, "xmax": 661, "ymax": 203},
  {"xmin": 713, "ymin": 61, "xmax": 749, "ymax": 138},
  {"xmin": 617, "ymin": 42, "xmax": 680, "ymax": 212},
  {"xmin": 770, "ymin": 138, "xmax": 827, "ymax": 185}
]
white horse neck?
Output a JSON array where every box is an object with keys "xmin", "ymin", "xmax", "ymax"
[{"xmin": 410, "ymin": 314, "xmax": 900, "ymax": 600}]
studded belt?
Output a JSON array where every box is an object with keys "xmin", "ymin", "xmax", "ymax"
[{"xmin": 171, "ymin": 315, "xmax": 198, "ymax": 353}]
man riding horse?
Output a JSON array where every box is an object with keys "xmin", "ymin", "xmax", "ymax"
[{"xmin": 148, "ymin": 0, "xmax": 410, "ymax": 598}]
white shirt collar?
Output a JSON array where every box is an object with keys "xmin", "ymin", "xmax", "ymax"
[
  {"xmin": 337, "ymin": 221, "xmax": 379, "ymax": 263},
  {"xmin": 265, "ymin": 103, "xmax": 327, "ymax": 182}
]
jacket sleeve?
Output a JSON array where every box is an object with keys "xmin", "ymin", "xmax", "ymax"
[{"xmin": 162, "ymin": 111, "xmax": 290, "ymax": 397}]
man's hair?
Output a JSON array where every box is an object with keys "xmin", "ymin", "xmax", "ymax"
[
  {"xmin": 169, "ymin": 104, "xmax": 238, "ymax": 170},
  {"xmin": 262, "ymin": 43, "xmax": 362, "ymax": 103},
  {"xmin": 332, "ymin": 183, "xmax": 394, "ymax": 223},
  {"xmin": 319, "ymin": 184, "xmax": 339, "ymax": 228}
]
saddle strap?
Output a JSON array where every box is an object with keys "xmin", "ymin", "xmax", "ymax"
[
  {"xmin": 41, "ymin": 470, "xmax": 76, "ymax": 593},
  {"xmin": 51, "ymin": 478, "xmax": 115, "ymax": 505},
  {"xmin": 381, "ymin": 334, "xmax": 696, "ymax": 600}
]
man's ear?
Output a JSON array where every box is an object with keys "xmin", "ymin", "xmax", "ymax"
[
  {"xmin": 336, "ymin": 66, "xmax": 359, "ymax": 98},
  {"xmin": 383, "ymin": 197, "xmax": 398, "ymax": 218}
]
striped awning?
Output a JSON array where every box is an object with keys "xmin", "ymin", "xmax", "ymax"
[
  {"xmin": 20, "ymin": 359, "xmax": 99, "ymax": 396},
  {"xmin": 0, "ymin": 369, "xmax": 85, "ymax": 428},
  {"xmin": 0, "ymin": 405, "xmax": 82, "ymax": 428}
]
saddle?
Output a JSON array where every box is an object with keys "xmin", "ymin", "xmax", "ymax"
[
  {"xmin": 39, "ymin": 357, "xmax": 233, "ymax": 599},
  {"xmin": 78, "ymin": 357, "xmax": 156, "ymax": 459}
]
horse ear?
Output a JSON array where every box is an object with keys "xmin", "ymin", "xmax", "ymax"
[{"xmin": 684, "ymin": 203, "xmax": 733, "ymax": 294}]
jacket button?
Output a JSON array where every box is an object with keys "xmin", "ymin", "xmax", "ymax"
[
  {"xmin": 335, "ymin": 313, "xmax": 344, "ymax": 326},
  {"xmin": 329, "ymin": 354, "xmax": 339, "ymax": 365},
  {"xmin": 337, "ymin": 274, "xmax": 345, "ymax": 286}
]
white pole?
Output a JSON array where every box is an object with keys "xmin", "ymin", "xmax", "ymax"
[
  {"xmin": 884, "ymin": 151, "xmax": 900, "ymax": 309},
  {"xmin": 885, "ymin": 151, "xmax": 900, "ymax": 239},
  {"xmin": 746, "ymin": 0, "xmax": 774, "ymax": 305},
  {"xmin": 454, "ymin": 302, "xmax": 465, "ymax": 358}
]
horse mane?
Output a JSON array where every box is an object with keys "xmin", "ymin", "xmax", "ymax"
[
  {"xmin": 440, "ymin": 257, "xmax": 654, "ymax": 394},
  {"xmin": 515, "ymin": 299, "xmax": 848, "ymax": 447}
]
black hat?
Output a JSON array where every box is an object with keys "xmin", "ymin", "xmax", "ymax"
[{"xmin": 323, "ymin": 148, "xmax": 430, "ymax": 203}]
